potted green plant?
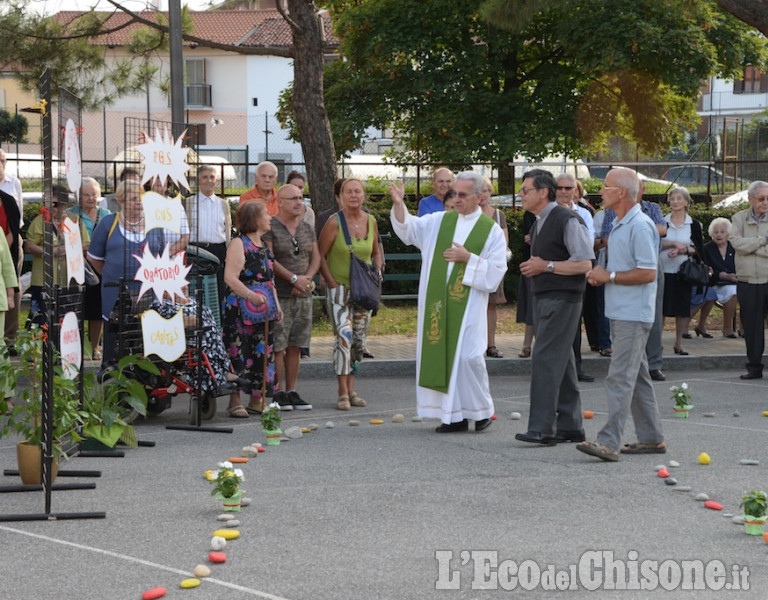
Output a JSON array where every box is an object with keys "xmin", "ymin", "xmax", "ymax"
[
  {"xmin": 0, "ymin": 328, "xmax": 86, "ymax": 483},
  {"xmin": 670, "ymin": 383, "xmax": 693, "ymax": 418},
  {"xmin": 261, "ymin": 401, "xmax": 282, "ymax": 446},
  {"xmin": 210, "ymin": 460, "xmax": 245, "ymax": 511},
  {"xmin": 740, "ymin": 490, "xmax": 768, "ymax": 535},
  {"xmin": 80, "ymin": 354, "xmax": 158, "ymax": 450}
]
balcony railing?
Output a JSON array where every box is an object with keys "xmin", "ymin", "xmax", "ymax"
[{"xmin": 184, "ymin": 84, "xmax": 212, "ymax": 108}]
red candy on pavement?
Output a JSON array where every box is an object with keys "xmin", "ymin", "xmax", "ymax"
[
  {"xmin": 704, "ymin": 500, "xmax": 723, "ymax": 511},
  {"xmin": 491, "ymin": 414, "xmax": 497, "ymax": 421},
  {"xmin": 657, "ymin": 468, "xmax": 670, "ymax": 478},
  {"xmin": 142, "ymin": 588, "xmax": 167, "ymax": 600},
  {"xmin": 209, "ymin": 551, "xmax": 227, "ymax": 563}
]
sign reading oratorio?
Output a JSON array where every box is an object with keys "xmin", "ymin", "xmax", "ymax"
[
  {"xmin": 135, "ymin": 127, "xmax": 191, "ymax": 192},
  {"xmin": 61, "ymin": 216, "xmax": 85, "ymax": 286},
  {"xmin": 133, "ymin": 244, "xmax": 191, "ymax": 303},
  {"xmin": 141, "ymin": 309, "xmax": 186, "ymax": 362}
]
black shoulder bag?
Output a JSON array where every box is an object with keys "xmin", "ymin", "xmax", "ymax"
[{"xmin": 337, "ymin": 212, "xmax": 381, "ymax": 313}]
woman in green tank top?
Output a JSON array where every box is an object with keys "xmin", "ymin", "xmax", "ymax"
[{"xmin": 318, "ymin": 178, "xmax": 384, "ymax": 410}]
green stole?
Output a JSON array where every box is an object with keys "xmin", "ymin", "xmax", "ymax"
[{"xmin": 419, "ymin": 211, "xmax": 495, "ymax": 392}]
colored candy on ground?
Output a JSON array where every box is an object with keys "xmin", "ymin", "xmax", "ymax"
[
  {"xmin": 301, "ymin": 427, "xmax": 311, "ymax": 433},
  {"xmin": 762, "ymin": 531, "xmax": 768, "ymax": 543},
  {"xmin": 211, "ymin": 536, "xmax": 226, "ymax": 551},
  {"xmin": 228, "ymin": 457, "xmax": 248, "ymax": 463},
  {"xmin": 698, "ymin": 452, "xmax": 711, "ymax": 465},
  {"xmin": 664, "ymin": 477, "xmax": 677, "ymax": 486},
  {"xmin": 180, "ymin": 578, "xmax": 201, "ymax": 589},
  {"xmin": 657, "ymin": 468, "xmax": 670, "ymax": 478},
  {"xmin": 392, "ymin": 414, "xmax": 405, "ymax": 423},
  {"xmin": 491, "ymin": 414, "xmax": 497, "ymax": 421},
  {"xmin": 762, "ymin": 411, "xmax": 768, "ymax": 417},
  {"xmin": 583, "ymin": 410, "xmax": 594, "ymax": 419},
  {"xmin": 142, "ymin": 588, "xmax": 167, "ymax": 600},
  {"xmin": 704, "ymin": 500, "xmax": 723, "ymax": 511},
  {"xmin": 208, "ymin": 552, "xmax": 227, "ymax": 563},
  {"xmin": 193, "ymin": 565, "xmax": 211, "ymax": 578},
  {"xmin": 213, "ymin": 529, "xmax": 240, "ymax": 540},
  {"xmin": 369, "ymin": 419, "xmax": 383, "ymax": 424},
  {"xmin": 204, "ymin": 470, "xmax": 216, "ymax": 481}
]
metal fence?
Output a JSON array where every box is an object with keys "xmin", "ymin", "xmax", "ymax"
[{"xmin": 4, "ymin": 108, "xmax": 767, "ymax": 199}]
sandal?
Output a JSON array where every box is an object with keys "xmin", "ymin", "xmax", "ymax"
[
  {"xmin": 486, "ymin": 346, "xmax": 503, "ymax": 358},
  {"xmin": 598, "ymin": 348, "xmax": 612, "ymax": 357},
  {"xmin": 517, "ymin": 347, "xmax": 531, "ymax": 358},
  {"xmin": 337, "ymin": 394, "xmax": 351, "ymax": 411},
  {"xmin": 245, "ymin": 403, "xmax": 264, "ymax": 415},
  {"xmin": 576, "ymin": 441, "xmax": 619, "ymax": 462},
  {"xmin": 92, "ymin": 348, "xmax": 102, "ymax": 361},
  {"xmin": 620, "ymin": 442, "xmax": 666, "ymax": 454},
  {"xmin": 349, "ymin": 392, "xmax": 367, "ymax": 407},
  {"xmin": 226, "ymin": 405, "xmax": 250, "ymax": 419}
]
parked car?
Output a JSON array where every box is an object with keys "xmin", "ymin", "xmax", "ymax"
[
  {"xmin": 661, "ymin": 165, "xmax": 743, "ymax": 187},
  {"xmin": 712, "ymin": 190, "xmax": 749, "ymax": 209}
]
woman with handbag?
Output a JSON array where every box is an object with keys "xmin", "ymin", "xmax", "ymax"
[
  {"xmin": 68, "ymin": 177, "xmax": 110, "ymax": 360},
  {"xmin": 659, "ymin": 186, "xmax": 705, "ymax": 355},
  {"xmin": 222, "ymin": 201, "xmax": 282, "ymax": 418},
  {"xmin": 318, "ymin": 178, "xmax": 383, "ymax": 410}
]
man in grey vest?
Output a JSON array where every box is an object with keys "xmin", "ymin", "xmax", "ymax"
[{"xmin": 516, "ymin": 169, "xmax": 594, "ymax": 445}]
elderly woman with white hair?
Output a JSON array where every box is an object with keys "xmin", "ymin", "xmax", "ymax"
[
  {"xmin": 659, "ymin": 186, "xmax": 706, "ymax": 355},
  {"xmin": 69, "ymin": 177, "xmax": 110, "ymax": 359},
  {"xmin": 692, "ymin": 217, "xmax": 739, "ymax": 337}
]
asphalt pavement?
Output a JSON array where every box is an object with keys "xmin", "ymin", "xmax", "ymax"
[{"xmin": 1, "ymin": 332, "xmax": 768, "ymax": 599}]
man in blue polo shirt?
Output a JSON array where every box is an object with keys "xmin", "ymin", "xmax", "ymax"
[
  {"xmin": 577, "ymin": 168, "xmax": 665, "ymax": 462},
  {"xmin": 417, "ymin": 167, "xmax": 455, "ymax": 216}
]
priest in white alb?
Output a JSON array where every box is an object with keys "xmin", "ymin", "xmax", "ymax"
[{"xmin": 390, "ymin": 171, "xmax": 508, "ymax": 433}]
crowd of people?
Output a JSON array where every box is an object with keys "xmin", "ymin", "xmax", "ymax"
[{"xmin": 0, "ymin": 155, "xmax": 760, "ymax": 440}]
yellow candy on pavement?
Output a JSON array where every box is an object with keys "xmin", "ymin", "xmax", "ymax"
[
  {"xmin": 370, "ymin": 419, "xmax": 383, "ymax": 425},
  {"xmin": 213, "ymin": 529, "xmax": 240, "ymax": 540},
  {"xmin": 180, "ymin": 579, "xmax": 201, "ymax": 589},
  {"xmin": 762, "ymin": 411, "xmax": 768, "ymax": 417},
  {"xmin": 204, "ymin": 470, "xmax": 216, "ymax": 481},
  {"xmin": 698, "ymin": 452, "xmax": 711, "ymax": 465},
  {"xmin": 301, "ymin": 427, "xmax": 311, "ymax": 433}
]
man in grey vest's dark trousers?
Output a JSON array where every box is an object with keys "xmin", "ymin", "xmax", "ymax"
[{"xmin": 515, "ymin": 169, "xmax": 594, "ymax": 446}]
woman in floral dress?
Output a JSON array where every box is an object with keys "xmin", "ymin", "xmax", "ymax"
[{"xmin": 222, "ymin": 201, "xmax": 282, "ymax": 418}]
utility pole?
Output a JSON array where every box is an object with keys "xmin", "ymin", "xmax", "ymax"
[{"xmin": 168, "ymin": 0, "xmax": 184, "ymax": 138}]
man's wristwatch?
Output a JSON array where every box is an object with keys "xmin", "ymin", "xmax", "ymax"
[
  {"xmin": 609, "ymin": 271, "xmax": 617, "ymax": 283},
  {"xmin": 290, "ymin": 274, "xmax": 299, "ymax": 285},
  {"xmin": 546, "ymin": 261, "xmax": 555, "ymax": 273}
]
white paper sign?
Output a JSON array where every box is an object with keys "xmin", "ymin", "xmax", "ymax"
[
  {"xmin": 141, "ymin": 309, "xmax": 186, "ymax": 362},
  {"xmin": 64, "ymin": 119, "xmax": 82, "ymax": 195},
  {"xmin": 61, "ymin": 216, "xmax": 85, "ymax": 285},
  {"xmin": 135, "ymin": 127, "xmax": 191, "ymax": 192},
  {"xmin": 59, "ymin": 311, "xmax": 81, "ymax": 379},
  {"xmin": 133, "ymin": 243, "xmax": 191, "ymax": 303},
  {"xmin": 142, "ymin": 191, "xmax": 186, "ymax": 234}
]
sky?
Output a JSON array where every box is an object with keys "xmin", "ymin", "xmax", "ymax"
[{"xmin": 30, "ymin": 0, "xmax": 214, "ymax": 15}]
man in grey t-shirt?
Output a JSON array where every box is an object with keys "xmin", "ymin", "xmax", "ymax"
[{"xmin": 263, "ymin": 184, "xmax": 320, "ymax": 411}]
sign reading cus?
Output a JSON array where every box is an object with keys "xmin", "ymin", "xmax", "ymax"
[
  {"xmin": 142, "ymin": 191, "xmax": 187, "ymax": 234},
  {"xmin": 133, "ymin": 243, "xmax": 191, "ymax": 303},
  {"xmin": 141, "ymin": 309, "xmax": 186, "ymax": 362},
  {"xmin": 135, "ymin": 127, "xmax": 191, "ymax": 192},
  {"xmin": 59, "ymin": 311, "xmax": 81, "ymax": 379},
  {"xmin": 61, "ymin": 216, "xmax": 85, "ymax": 285}
]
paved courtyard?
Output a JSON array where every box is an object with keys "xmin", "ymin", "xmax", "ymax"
[{"xmin": 2, "ymin": 340, "xmax": 768, "ymax": 598}]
